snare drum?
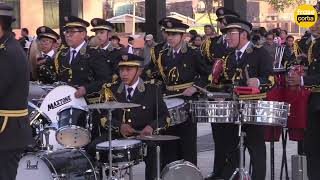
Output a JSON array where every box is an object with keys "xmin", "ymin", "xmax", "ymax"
[
  {"xmin": 164, "ymin": 98, "xmax": 188, "ymax": 126},
  {"xmin": 96, "ymin": 139, "xmax": 144, "ymax": 166},
  {"xmin": 240, "ymin": 100, "xmax": 289, "ymax": 126},
  {"xmin": 56, "ymin": 106, "xmax": 91, "ymax": 148},
  {"xmin": 16, "ymin": 149, "xmax": 97, "ymax": 180},
  {"xmin": 161, "ymin": 160, "xmax": 203, "ymax": 180},
  {"xmin": 190, "ymin": 101, "xmax": 238, "ymax": 123}
]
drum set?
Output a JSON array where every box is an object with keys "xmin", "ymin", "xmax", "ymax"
[{"xmin": 21, "ymin": 81, "xmax": 290, "ymax": 180}]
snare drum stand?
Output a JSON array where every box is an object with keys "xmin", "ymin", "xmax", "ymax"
[
  {"xmin": 229, "ymin": 121, "xmax": 251, "ymax": 180},
  {"xmin": 107, "ymin": 109, "xmax": 117, "ymax": 180}
]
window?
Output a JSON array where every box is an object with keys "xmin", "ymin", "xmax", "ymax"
[
  {"xmin": 0, "ymin": 0, "xmax": 20, "ymax": 28},
  {"xmin": 43, "ymin": 0, "xmax": 59, "ymax": 28}
]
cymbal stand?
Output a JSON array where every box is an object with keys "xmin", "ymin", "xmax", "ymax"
[
  {"xmin": 106, "ymin": 108, "xmax": 117, "ymax": 180},
  {"xmin": 229, "ymin": 121, "xmax": 251, "ymax": 180}
]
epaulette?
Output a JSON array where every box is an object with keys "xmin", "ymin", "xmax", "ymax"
[
  {"xmin": 254, "ymin": 44, "xmax": 263, "ymax": 49},
  {"xmin": 188, "ymin": 44, "xmax": 197, "ymax": 49},
  {"xmin": 144, "ymin": 79, "xmax": 156, "ymax": 84}
]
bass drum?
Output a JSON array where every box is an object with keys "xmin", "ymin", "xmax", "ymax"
[
  {"xmin": 16, "ymin": 149, "xmax": 97, "ymax": 180},
  {"xmin": 161, "ymin": 160, "xmax": 203, "ymax": 180}
]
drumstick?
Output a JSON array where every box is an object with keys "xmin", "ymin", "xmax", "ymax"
[
  {"xmin": 192, "ymin": 84, "xmax": 211, "ymax": 94},
  {"xmin": 275, "ymin": 46, "xmax": 279, "ymax": 68},
  {"xmin": 163, "ymin": 93, "xmax": 184, "ymax": 99}
]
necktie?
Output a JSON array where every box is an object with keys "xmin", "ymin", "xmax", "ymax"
[
  {"xmin": 69, "ymin": 49, "xmax": 77, "ymax": 64},
  {"xmin": 173, "ymin": 51, "xmax": 178, "ymax": 58},
  {"xmin": 236, "ymin": 51, "xmax": 242, "ymax": 61},
  {"xmin": 127, "ymin": 87, "xmax": 133, "ymax": 101}
]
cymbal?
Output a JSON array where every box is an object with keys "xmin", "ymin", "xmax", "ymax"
[
  {"xmin": 137, "ymin": 135, "xmax": 180, "ymax": 141},
  {"xmin": 86, "ymin": 102, "xmax": 141, "ymax": 110}
]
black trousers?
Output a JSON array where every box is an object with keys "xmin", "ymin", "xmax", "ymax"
[
  {"xmin": 223, "ymin": 125, "xmax": 266, "ymax": 180},
  {"xmin": 211, "ymin": 123, "xmax": 238, "ymax": 178},
  {"xmin": 0, "ymin": 149, "xmax": 23, "ymax": 180},
  {"xmin": 304, "ymin": 94, "xmax": 320, "ymax": 180},
  {"xmin": 162, "ymin": 119, "xmax": 197, "ymax": 166}
]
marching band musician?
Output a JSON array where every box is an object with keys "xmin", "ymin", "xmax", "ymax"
[
  {"xmin": 218, "ymin": 17, "xmax": 273, "ymax": 180},
  {"xmin": 145, "ymin": 17, "xmax": 182, "ymax": 80},
  {"xmin": 90, "ymin": 18, "xmax": 122, "ymax": 82},
  {"xmin": 0, "ymin": 3, "xmax": 33, "ymax": 179},
  {"xmin": 287, "ymin": 5, "xmax": 320, "ymax": 179},
  {"xmin": 35, "ymin": 26, "xmax": 60, "ymax": 83},
  {"xmin": 48, "ymin": 16, "xmax": 112, "ymax": 100},
  {"xmin": 202, "ymin": 7, "xmax": 240, "ymax": 180},
  {"xmin": 155, "ymin": 17, "xmax": 210, "ymax": 166},
  {"xmin": 90, "ymin": 53, "xmax": 169, "ymax": 180}
]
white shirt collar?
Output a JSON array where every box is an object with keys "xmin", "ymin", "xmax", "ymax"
[
  {"xmin": 42, "ymin": 49, "xmax": 55, "ymax": 58},
  {"xmin": 311, "ymin": 35, "xmax": 316, "ymax": 41},
  {"xmin": 173, "ymin": 47, "xmax": 181, "ymax": 54},
  {"xmin": 102, "ymin": 42, "xmax": 111, "ymax": 50},
  {"xmin": 125, "ymin": 78, "xmax": 140, "ymax": 96},
  {"xmin": 70, "ymin": 41, "xmax": 86, "ymax": 54},
  {"xmin": 236, "ymin": 41, "xmax": 251, "ymax": 57}
]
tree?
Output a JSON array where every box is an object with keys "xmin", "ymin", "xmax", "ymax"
[{"xmin": 266, "ymin": 0, "xmax": 305, "ymax": 12}]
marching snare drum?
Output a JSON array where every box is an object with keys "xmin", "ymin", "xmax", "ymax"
[
  {"xmin": 164, "ymin": 98, "xmax": 188, "ymax": 126},
  {"xmin": 16, "ymin": 149, "xmax": 97, "ymax": 180},
  {"xmin": 96, "ymin": 139, "xmax": 144, "ymax": 166},
  {"xmin": 56, "ymin": 106, "xmax": 91, "ymax": 148},
  {"xmin": 161, "ymin": 160, "xmax": 203, "ymax": 180},
  {"xmin": 190, "ymin": 101, "xmax": 238, "ymax": 123},
  {"xmin": 240, "ymin": 100, "xmax": 289, "ymax": 126}
]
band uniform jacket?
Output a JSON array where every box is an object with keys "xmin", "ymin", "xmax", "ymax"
[
  {"xmin": 221, "ymin": 42, "xmax": 273, "ymax": 98},
  {"xmin": 201, "ymin": 35, "xmax": 231, "ymax": 62},
  {"xmin": 102, "ymin": 79, "xmax": 169, "ymax": 131},
  {"xmin": 156, "ymin": 42, "xmax": 210, "ymax": 96},
  {"xmin": 51, "ymin": 43, "xmax": 113, "ymax": 96},
  {"xmin": 145, "ymin": 41, "xmax": 169, "ymax": 80},
  {"xmin": 0, "ymin": 33, "xmax": 33, "ymax": 150},
  {"xmin": 102, "ymin": 45, "xmax": 123, "ymax": 82},
  {"xmin": 304, "ymin": 37, "xmax": 320, "ymax": 153}
]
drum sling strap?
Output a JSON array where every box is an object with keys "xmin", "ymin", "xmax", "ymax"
[{"xmin": 0, "ymin": 109, "xmax": 28, "ymax": 133}]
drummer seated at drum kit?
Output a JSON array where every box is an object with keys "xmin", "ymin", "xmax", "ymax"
[{"xmin": 87, "ymin": 53, "xmax": 170, "ymax": 180}]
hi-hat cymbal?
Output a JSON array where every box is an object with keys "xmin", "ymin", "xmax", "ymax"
[
  {"xmin": 86, "ymin": 102, "xmax": 141, "ymax": 110},
  {"xmin": 137, "ymin": 135, "xmax": 180, "ymax": 141}
]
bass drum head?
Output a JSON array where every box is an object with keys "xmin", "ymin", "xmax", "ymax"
[
  {"xmin": 16, "ymin": 153, "xmax": 53, "ymax": 180},
  {"xmin": 16, "ymin": 149, "xmax": 96, "ymax": 180},
  {"xmin": 161, "ymin": 160, "xmax": 203, "ymax": 180}
]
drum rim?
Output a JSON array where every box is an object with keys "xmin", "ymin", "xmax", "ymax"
[
  {"xmin": 96, "ymin": 139, "xmax": 142, "ymax": 150},
  {"xmin": 161, "ymin": 160, "xmax": 203, "ymax": 179},
  {"xmin": 56, "ymin": 126, "xmax": 91, "ymax": 148},
  {"xmin": 57, "ymin": 105, "xmax": 89, "ymax": 114}
]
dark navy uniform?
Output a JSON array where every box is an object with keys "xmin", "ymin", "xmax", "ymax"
[
  {"xmin": 155, "ymin": 18, "xmax": 210, "ymax": 167},
  {"xmin": 218, "ymin": 17, "xmax": 273, "ymax": 180},
  {"xmin": 91, "ymin": 18, "xmax": 121, "ymax": 82},
  {"xmin": 202, "ymin": 7, "xmax": 239, "ymax": 180},
  {"xmin": 304, "ymin": 36, "xmax": 320, "ymax": 180},
  {"xmin": 0, "ymin": 3, "xmax": 33, "ymax": 179},
  {"xmin": 88, "ymin": 54, "xmax": 169, "ymax": 180},
  {"xmin": 36, "ymin": 26, "xmax": 60, "ymax": 84}
]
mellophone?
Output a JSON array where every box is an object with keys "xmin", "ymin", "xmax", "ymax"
[{"xmin": 19, "ymin": 82, "xmax": 290, "ymax": 180}]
